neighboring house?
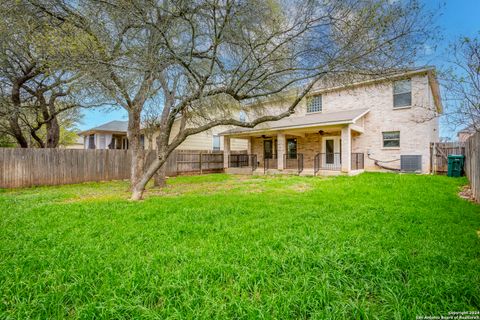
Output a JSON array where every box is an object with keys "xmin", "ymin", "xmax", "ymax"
[
  {"xmin": 78, "ymin": 120, "xmax": 247, "ymax": 151},
  {"xmin": 457, "ymin": 126, "xmax": 476, "ymax": 143},
  {"xmin": 221, "ymin": 67, "xmax": 442, "ymax": 175},
  {"xmin": 78, "ymin": 121, "xmax": 129, "ymax": 149}
]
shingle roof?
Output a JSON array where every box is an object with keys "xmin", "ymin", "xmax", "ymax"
[
  {"xmin": 220, "ymin": 108, "xmax": 370, "ymax": 136},
  {"xmin": 79, "ymin": 120, "xmax": 128, "ymax": 135}
]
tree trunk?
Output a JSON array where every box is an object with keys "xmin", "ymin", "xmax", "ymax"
[
  {"xmin": 148, "ymin": 136, "xmax": 153, "ymax": 150},
  {"xmin": 131, "ymin": 158, "xmax": 163, "ymax": 200},
  {"xmin": 45, "ymin": 101, "xmax": 60, "ymax": 148},
  {"xmin": 130, "ymin": 105, "xmax": 171, "ymax": 200},
  {"xmin": 128, "ymin": 109, "xmax": 144, "ymax": 189},
  {"xmin": 9, "ymin": 117, "xmax": 28, "ymax": 148},
  {"xmin": 46, "ymin": 117, "xmax": 60, "ymax": 148},
  {"xmin": 30, "ymin": 129, "xmax": 45, "ymax": 148},
  {"xmin": 153, "ymin": 163, "xmax": 166, "ymax": 187},
  {"xmin": 10, "ymin": 83, "xmax": 29, "ymax": 148}
]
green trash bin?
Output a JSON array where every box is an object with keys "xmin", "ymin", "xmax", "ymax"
[{"xmin": 447, "ymin": 155, "xmax": 465, "ymax": 177}]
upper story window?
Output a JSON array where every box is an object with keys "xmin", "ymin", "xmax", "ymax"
[
  {"xmin": 307, "ymin": 95, "xmax": 322, "ymax": 113},
  {"xmin": 239, "ymin": 110, "xmax": 246, "ymax": 122},
  {"xmin": 393, "ymin": 79, "xmax": 412, "ymax": 108},
  {"xmin": 212, "ymin": 135, "xmax": 221, "ymax": 151},
  {"xmin": 382, "ymin": 131, "xmax": 400, "ymax": 148}
]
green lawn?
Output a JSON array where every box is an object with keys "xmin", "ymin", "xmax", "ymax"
[{"xmin": 0, "ymin": 173, "xmax": 479, "ymax": 319}]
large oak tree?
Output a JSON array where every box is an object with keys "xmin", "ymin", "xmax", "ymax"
[
  {"xmin": 0, "ymin": 1, "xmax": 94, "ymax": 148},
  {"xmin": 31, "ymin": 0, "xmax": 435, "ymax": 199}
]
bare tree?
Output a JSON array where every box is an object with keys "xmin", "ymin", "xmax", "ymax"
[
  {"xmin": 142, "ymin": 103, "xmax": 162, "ymax": 151},
  {"xmin": 28, "ymin": 0, "xmax": 164, "ymax": 186},
  {"xmin": 32, "ymin": 0, "xmax": 435, "ymax": 200},
  {"xmin": 142, "ymin": 102, "xmax": 166, "ymax": 187},
  {"xmin": 442, "ymin": 34, "xmax": 480, "ymax": 133},
  {"xmin": 0, "ymin": 1, "xmax": 90, "ymax": 148}
]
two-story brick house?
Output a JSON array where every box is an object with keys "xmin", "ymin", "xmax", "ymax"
[{"xmin": 221, "ymin": 67, "xmax": 442, "ymax": 175}]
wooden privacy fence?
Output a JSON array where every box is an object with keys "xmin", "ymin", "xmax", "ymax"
[
  {"xmin": 176, "ymin": 151, "xmax": 224, "ymax": 174},
  {"xmin": 0, "ymin": 148, "xmax": 234, "ymax": 188},
  {"xmin": 464, "ymin": 132, "xmax": 480, "ymax": 203},
  {"xmin": 430, "ymin": 142, "xmax": 465, "ymax": 173}
]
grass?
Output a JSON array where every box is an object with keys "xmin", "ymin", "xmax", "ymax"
[{"xmin": 0, "ymin": 173, "xmax": 479, "ymax": 319}]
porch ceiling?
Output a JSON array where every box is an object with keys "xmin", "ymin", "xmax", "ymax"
[{"xmin": 221, "ymin": 108, "xmax": 369, "ymax": 138}]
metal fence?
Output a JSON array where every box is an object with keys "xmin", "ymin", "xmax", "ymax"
[
  {"xmin": 264, "ymin": 154, "xmax": 278, "ymax": 173},
  {"xmin": 314, "ymin": 153, "xmax": 342, "ymax": 172},
  {"xmin": 284, "ymin": 154, "xmax": 304, "ymax": 174},
  {"xmin": 228, "ymin": 154, "xmax": 257, "ymax": 170}
]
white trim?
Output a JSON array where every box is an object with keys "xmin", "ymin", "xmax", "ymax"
[
  {"xmin": 223, "ymin": 109, "xmax": 370, "ymax": 137},
  {"xmin": 350, "ymin": 124, "xmax": 364, "ymax": 133},
  {"xmin": 322, "ymin": 136, "xmax": 342, "ymax": 168},
  {"xmin": 351, "ymin": 109, "xmax": 371, "ymax": 123}
]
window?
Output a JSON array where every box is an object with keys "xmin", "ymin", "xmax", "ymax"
[
  {"xmin": 393, "ymin": 79, "xmax": 411, "ymax": 108},
  {"xmin": 88, "ymin": 134, "xmax": 95, "ymax": 149},
  {"xmin": 239, "ymin": 110, "xmax": 246, "ymax": 122},
  {"xmin": 307, "ymin": 95, "xmax": 322, "ymax": 113},
  {"xmin": 122, "ymin": 137, "xmax": 129, "ymax": 149},
  {"xmin": 212, "ymin": 135, "xmax": 221, "ymax": 151},
  {"xmin": 286, "ymin": 138, "xmax": 297, "ymax": 159},
  {"xmin": 325, "ymin": 139, "xmax": 334, "ymax": 164},
  {"xmin": 264, "ymin": 140, "xmax": 273, "ymax": 159},
  {"xmin": 383, "ymin": 131, "xmax": 400, "ymax": 148}
]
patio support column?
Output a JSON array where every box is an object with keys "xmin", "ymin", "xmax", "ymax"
[
  {"xmin": 277, "ymin": 133, "xmax": 285, "ymax": 170},
  {"xmin": 247, "ymin": 137, "xmax": 252, "ymax": 154},
  {"xmin": 223, "ymin": 136, "xmax": 231, "ymax": 169},
  {"xmin": 341, "ymin": 125, "xmax": 352, "ymax": 173}
]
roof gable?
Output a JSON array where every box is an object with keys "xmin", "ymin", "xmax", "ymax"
[
  {"xmin": 221, "ymin": 108, "xmax": 370, "ymax": 136},
  {"xmin": 78, "ymin": 120, "xmax": 128, "ymax": 135}
]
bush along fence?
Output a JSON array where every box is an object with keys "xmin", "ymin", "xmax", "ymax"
[
  {"xmin": 0, "ymin": 148, "xmax": 244, "ymax": 188},
  {"xmin": 464, "ymin": 132, "xmax": 480, "ymax": 203}
]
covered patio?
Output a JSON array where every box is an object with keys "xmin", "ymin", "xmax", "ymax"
[{"xmin": 221, "ymin": 108, "xmax": 369, "ymax": 176}]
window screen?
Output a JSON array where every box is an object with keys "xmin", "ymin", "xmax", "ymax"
[
  {"xmin": 393, "ymin": 79, "xmax": 411, "ymax": 108},
  {"xmin": 383, "ymin": 131, "xmax": 400, "ymax": 148}
]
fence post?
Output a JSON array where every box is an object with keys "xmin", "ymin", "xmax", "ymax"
[{"xmin": 0, "ymin": 148, "xmax": 228, "ymax": 188}]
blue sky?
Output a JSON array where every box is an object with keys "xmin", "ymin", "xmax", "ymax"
[
  {"xmin": 78, "ymin": 0, "xmax": 480, "ymax": 137},
  {"xmin": 422, "ymin": 0, "xmax": 480, "ymax": 137},
  {"xmin": 421, "ymin": 0, "xmax": 480, "ymax": 64}
]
